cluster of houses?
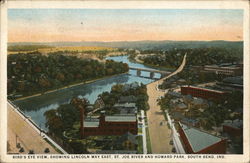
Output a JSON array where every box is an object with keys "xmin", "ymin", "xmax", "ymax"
[
  {"xmin": 83, "ymin": 95, "xmax": 138, "ymax": 137},
  {"xmin": 81, "ymin": 95, "xmax": 139, "ymax": 153},
  {"xmin": 167, "ymin": 77, "xmax": 243, "ymax": 154}
]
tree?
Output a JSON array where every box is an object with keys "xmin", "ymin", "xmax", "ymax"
[
  {"xmin": 44, "ymin": 109, "xmax": 64, "ymax": 136},
  {"xmin": 69, "ymin": 140, "xmax": 88, "ymax": 154},
  {"xmin": 57, "ymin": 104, "xmax": 80, "ymax": 130}
]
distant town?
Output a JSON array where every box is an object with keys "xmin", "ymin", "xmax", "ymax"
[{"xmin": 7, "ymin": 41, "xmax": 243, "ymax": 155}]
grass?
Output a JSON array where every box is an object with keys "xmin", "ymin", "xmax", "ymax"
[
  {"xmin": 143, "ymin": 113, "xmax": 152, "ymax": 153},
  {"xmin": 137, "ymin": 136, "xmax": 143, "ymax": 154},
  {"xmin": 145, "ymin": 126, "xmax": 152, "ymax": 154},
  {"xmin": 138, "ymin": 127, "xmax": 142, "ymax": 134}
]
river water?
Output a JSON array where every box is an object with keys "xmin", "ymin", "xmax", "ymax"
[{"xmin": 13, "ymin": 56, "xmax": 161, "ymax": 130}]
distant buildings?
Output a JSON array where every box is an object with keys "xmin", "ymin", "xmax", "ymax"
[
  {"xmin": 203, "ymin": 64, "xmax": 243, "ymax": 76},
  {"xmin": 178, "ymin": 122, "xmax": 227, "ymax": 154},
  {"xmin": 191, "ymin": 63, "xmax": 243, "ymax": 77},
  {"xmin": 181, "ymin": 85, "xmax": 228, "ymax": 101}
]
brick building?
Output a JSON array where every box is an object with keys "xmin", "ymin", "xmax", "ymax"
[
  {"xmin": 178, "ymin": 122, "xmax": 227, "ymax": 154},
  {"xmin": 222, "ymin": 119, "xmax": 243, "ymax": 137},
  {"xmin": 181, "ymin": 85, "xmax": 227, "ymax": 101},
  {"xmin": 82, "ymin": 112, "xmax": 138, "ymax": 137}
]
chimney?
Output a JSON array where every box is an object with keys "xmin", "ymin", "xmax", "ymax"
[
  {"xmin": 99, "ymin": 110, "xmax": 106, "ymax": 126},
  {"xmin": 71, "ymin": 97, "xmax": 87, "ymax": 139}
]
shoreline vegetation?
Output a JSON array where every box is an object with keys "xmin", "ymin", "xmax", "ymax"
[
  {"xmin": 8, "ymin": 47, "xmax": 129, "ymax": 101},
  {"xmin": 128, "ymin": 54, "xmax": 175, "ymax": 72},
  {"xmin": 14, "ymin": 72, "xmax": 128, "ymax": 102}
]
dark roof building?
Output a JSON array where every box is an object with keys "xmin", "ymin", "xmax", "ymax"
[
  {"xmin": 222, "ymin": 119, "xmax": 243, "ymax": 137},
  {"xmin": 217, "ymin": 76, "xmax": 243, "ymax": 91},
  {"xmin": 118, "ymin": 95, "xmax": 137, "ymax": 103},
  {"xmin": 115, "ymin": 132, "xmax": 138, "ymax": 150},
  {"xmin": 117, "ymin": 132, "xmax": 138, "ymax": 145},
  {"xmin": 113, "ymin": 102, "xmax": 137, "ymax": 115},
  {"xmin": 178, "ymin": 122, "xmax": 227, "ymax": 154}
]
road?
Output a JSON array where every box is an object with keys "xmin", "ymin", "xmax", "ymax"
[
  {"xmin": 146, "ymin": 53, "xmax": 187, "ymax": 153},
  {"xmin": 7, "ymin": 103, "xmax": 62, "ymax": 154}
]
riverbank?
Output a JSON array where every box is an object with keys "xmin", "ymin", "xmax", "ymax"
[
  {"xmin": 14, "ymin": 72, "xmax": 128, "ymax": 102},
  {"xmin": 129, "ymin": 54, "xmax": 175, "ymax": 72}
]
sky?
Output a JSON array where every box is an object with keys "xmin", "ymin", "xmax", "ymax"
[{"xmin": 8, "ymin": 9, "xmax": 243, "ymax": 42}]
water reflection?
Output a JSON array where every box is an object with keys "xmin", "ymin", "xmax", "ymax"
[{"xmin": 13, "ymin": 56, "xmax": 158, "ymax": 130}]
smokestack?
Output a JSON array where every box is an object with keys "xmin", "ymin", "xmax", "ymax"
[{"xmin": 71, "ymin": 97, "xmax": 87, "ymax": 139}]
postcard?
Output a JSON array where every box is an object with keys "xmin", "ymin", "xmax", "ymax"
[{"xmin": 0, "ymin": 0, "xmax": 249, "ymax": 162}]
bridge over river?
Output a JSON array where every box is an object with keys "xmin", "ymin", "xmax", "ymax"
[{"xmin": 129, "ymin": 67, "xmax": 171, "ymax": 79}]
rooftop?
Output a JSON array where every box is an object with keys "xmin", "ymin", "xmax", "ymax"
[
  {"xmin": 114, "ymin": 103, "xmax": 137, "ymax": 108},
  {"xmin": 222, "ymin": 76, "xmax": 243, "ymax": 85},
  {"xmin": 204, "ymin": 64, "xmax": 241, "ymax": 69},
  {"xmin": 168, "ymin": 91, "xmax": 182, "ymax": 98},
  {"xmin": 105, "ymin": 115, "xmax": 137, "ymax": 122},
  {"xmin": 117, "ymin": 132, "xmax": 138, "ymax": 145},
  {"xmin": 192, "ymin": 98, "xmax": 205, "ymax": 105},
  {"xmin": 223, "ymin": 119, "xmax": 243, "ymax": 129},
  {"xmin": 119, "ymin": 95, "xmax": 137, "ymax": 103},
  {"xmin": 182, "ymin": 85, "xmax": 226, "ymax": 94},
  {"xmin": 179, "ymin": 122, "xmax": 223, "ymax": 153},
  {"xmin": 84, "ymin": 117, "xmax": 100, "ymax": 127},
  {"xmin": 176, "ymin": 103, "xmax": 187, "ymax": 109}
]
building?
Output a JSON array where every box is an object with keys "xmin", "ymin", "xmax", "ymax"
[
  {"xmin": 113, "ymin": 102, "xmax": 137, "ymax": 115},
  {"xmin": 217, "ymin": 76, "xmax": 243, "ymax": 92},
  {"xmin": 181, "ymin": 118, "xmax": 199, "ymax": 127},
  {"xmin": 178, "ymin": 122, "xmax": 227, "ymax": 154},
  {"xmin": 83, "ymin": 112, "xmax": 138, "ymax": 137},
  {"xmin": 222, "ymin": 119, "xmax": 243, "ymax": 137},
  {"xmin": 168, "ymin": 91, "xmax": 182, "ymax": 98},
  {"xmin": 115, "ymin": 132, "xmax": 138, "ymax": 150},
  {"xmin": 203, "ymin": 64, "xmax": 243, "ymax": 76},
  {"xmin": 181, "ymin": 85, "xmax": 227, "ymax": 101},
  {"xmin": 118, "ymin": 95, "xmax": 137, "ymax": 103}
]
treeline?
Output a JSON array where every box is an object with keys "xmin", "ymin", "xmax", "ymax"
[
  {"xmin": 8, "ymin": 45, "xmax": 53, "ymax": 52},
  {"xmin": 7, "ymin": 52, "xmax": 129, "ymax": 98},
  {"xmin": 142, "ymin": 47, "xmax": 242, "ymax": 68}
]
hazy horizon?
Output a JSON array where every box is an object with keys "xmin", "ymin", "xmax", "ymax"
[
  {"xmin": 8, "ymin": 40, "xmax": 243, "ymax": 44},
  {"xmin": 8, "ymin": 9, "xmax": 243, "ymax": 43}
]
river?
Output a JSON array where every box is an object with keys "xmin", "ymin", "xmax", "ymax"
[{"xmin": 13, "ymin": 56, "xmax": 161, "ymax": 130}]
